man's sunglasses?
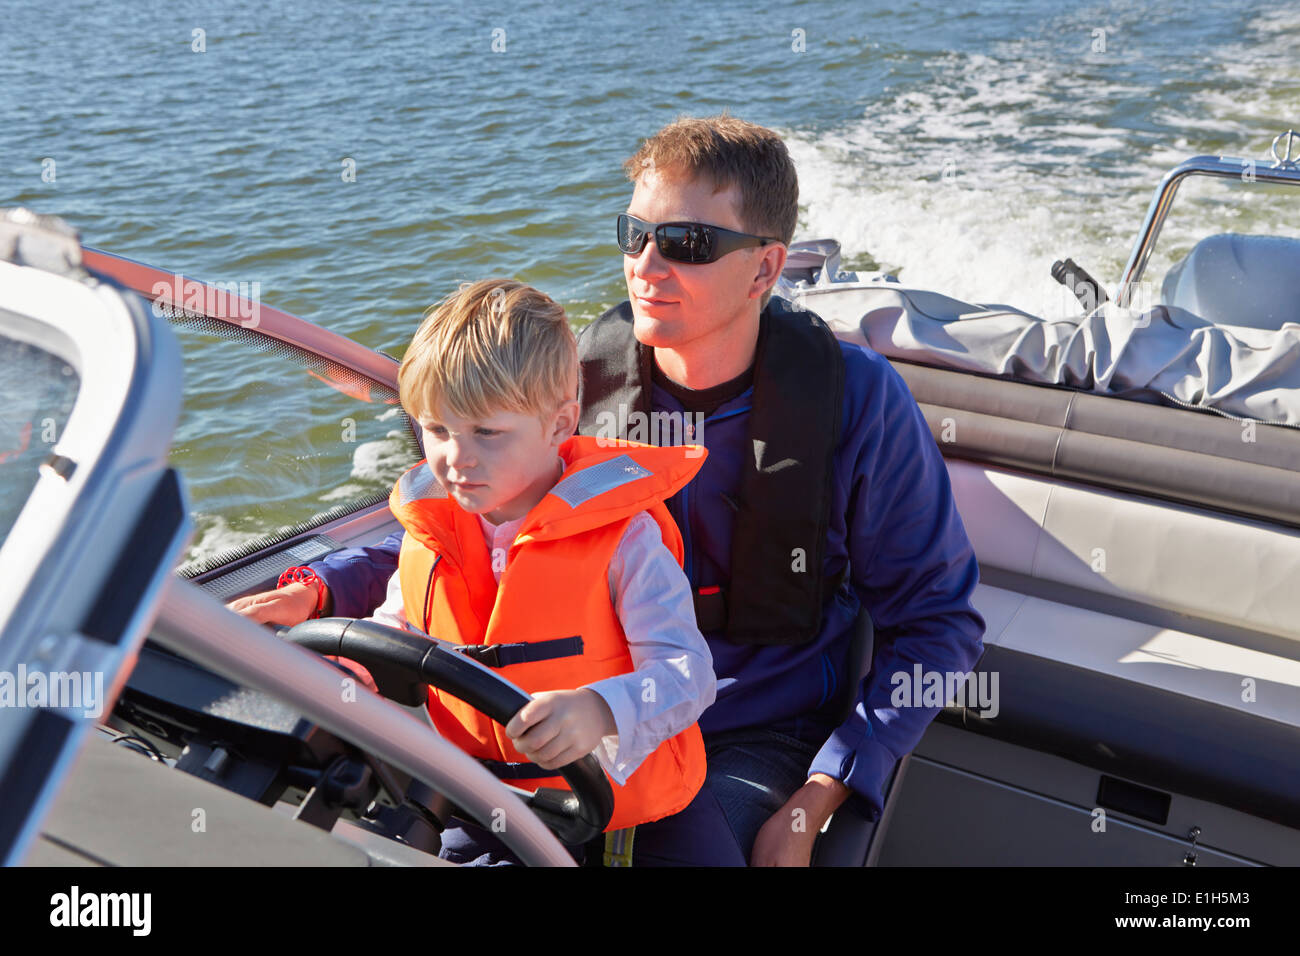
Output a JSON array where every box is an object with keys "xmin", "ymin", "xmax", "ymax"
[{"xmin": 617, "ymin": 213, "xmax": 782, "ymax": 264}]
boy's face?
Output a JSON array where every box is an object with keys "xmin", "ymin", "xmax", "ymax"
[
  {"xmin": 419, "ymin": 399, "xmax": 578, "ymax": 525},
  {"xmin": 623, "ymin": 165, "xmax": 784, "ymax": 354}
]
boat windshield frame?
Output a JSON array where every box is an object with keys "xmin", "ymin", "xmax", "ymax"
[{"xmin": 1117, "ymin": 136, "xmax": 1300, "ymax": 308}]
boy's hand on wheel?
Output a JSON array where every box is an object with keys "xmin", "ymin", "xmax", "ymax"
[
  {"xmin": 227, "ymin": 582, "xmax": 320, "ymax": 626},
  {"xmin": 505, "ymin": 689, "xmax": 616, "ymax": 770}
]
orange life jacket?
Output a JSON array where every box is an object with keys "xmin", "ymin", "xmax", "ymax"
[{"xmin": 389, "ymin": 434, "xmax": 710, "ymax": 831}]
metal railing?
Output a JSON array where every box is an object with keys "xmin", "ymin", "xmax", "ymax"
[{"xmin": 1116, "ymin": 130, "xmax": 1300, "ymax": 308}]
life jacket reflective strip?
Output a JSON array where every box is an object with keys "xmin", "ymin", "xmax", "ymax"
[
  {"xmin": 578, "ymin": 297, "xmax": 846, "ymax": 645},
  {"xmin": 390, "ymin": 434, "xmax": 709, "ymax": 831}
]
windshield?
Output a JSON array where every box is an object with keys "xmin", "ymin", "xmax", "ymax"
[
  {"xmin": 0, "ymin": 321, "xmax": 80, "ymax": 546},
  {"xmin": 161, "ymin": 309, "xmax": 422, "ymax": 575}
]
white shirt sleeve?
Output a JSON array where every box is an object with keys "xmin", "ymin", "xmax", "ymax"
[
  {"xmin": 583, "ymin": 511, "xmax": 717, "ymax": 786},
  {"xmin": 367, "ymin": 568, "xmax": 410, "ymax": 631}
]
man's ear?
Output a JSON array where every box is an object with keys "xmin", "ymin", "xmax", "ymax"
[{"xmin": 749, "ymin": 243, "xmax": 789, "ymax": 300}]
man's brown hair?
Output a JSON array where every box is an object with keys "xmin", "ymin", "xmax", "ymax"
[{"xmin": 623, "ymin": 114, "xmax": 799, "ymax": 245}]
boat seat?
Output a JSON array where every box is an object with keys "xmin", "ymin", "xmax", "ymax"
[{"xmin": 1160, "ymin": 232, "xmax": 1300, "ymax": 330}]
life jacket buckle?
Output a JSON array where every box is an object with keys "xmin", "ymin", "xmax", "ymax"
[{"xmin": 454, "ymin": 643, "xmax": 503, "ymax": 667}]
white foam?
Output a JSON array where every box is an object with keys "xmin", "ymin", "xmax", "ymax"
[
  {"xmin": 786, "ymin": 19, "xmax": 1300, "ymax": 320},
  {"xmin": 186, "ymin": 513, "xmax": 267, "ymax": 565},
  {"xmin": 350, "ymin": 434, "xmax": 413, "ymax": 484},
  {"xmin": 321, "ymin": 482, "xmax": 367, "ymax": 502}
]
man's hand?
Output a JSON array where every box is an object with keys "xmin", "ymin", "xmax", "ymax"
[
  {"xmin": 750, "ymin": 773, "xmax": 851, "ymax": 867},
  {"xmin": 505, "ymin": 689, "xmax": 617, "ymax": 770},
  {"xmin": 227, "ymin": 582, "xmax": 320, "ymax": 627}
]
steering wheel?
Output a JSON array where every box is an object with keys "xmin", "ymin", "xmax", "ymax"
[{"xmin": 274, "ymin": 617, "xmax": 614, "ymax": 846}]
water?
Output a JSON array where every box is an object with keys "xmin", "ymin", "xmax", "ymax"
[{"xmin": 4, "ymin": 0, "xmax": 1299, "ymax": 560}]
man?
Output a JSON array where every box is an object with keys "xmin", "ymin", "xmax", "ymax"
[{"xmin": 233, "ymin": 115, "xmax": 986, "ymax": 866}]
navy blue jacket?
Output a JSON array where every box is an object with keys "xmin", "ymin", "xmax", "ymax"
[{"xmin": 311, "ymin": 332, "xmax": 986, "ymax": 820}]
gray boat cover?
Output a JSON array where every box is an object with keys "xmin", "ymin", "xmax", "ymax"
[{"xmin": 777, "ymin": 237, "xmax": 1300, "ymax": 427}]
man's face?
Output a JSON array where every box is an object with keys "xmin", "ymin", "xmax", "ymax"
[
  {"xmin": 622, "ymin": 166, "xmax": 776, "ymax": 351},
  {"xmin": 419, "ymin": 400, "xmax": 575, "ymax": 524}
]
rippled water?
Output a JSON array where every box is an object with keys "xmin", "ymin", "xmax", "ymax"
[{"xmin": 5, "ymin": 0, "xmax": 1299, "ymax": 560}]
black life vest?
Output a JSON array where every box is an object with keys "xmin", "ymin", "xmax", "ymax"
[{"xmin": 577, "ymin": 297, "xmax": 845, "ymax": 645}]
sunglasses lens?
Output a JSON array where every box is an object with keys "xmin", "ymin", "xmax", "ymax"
[
  {"xmin": 619, "ymin": 216, "xmax": 724, "ymax": 263},
  {"xmin": 658, "ymin": 224, "xmax": 715, "ymax": 263},
  {"xmin": 617, "ymin": 214, "xmax": 649, "ymax": 255}
]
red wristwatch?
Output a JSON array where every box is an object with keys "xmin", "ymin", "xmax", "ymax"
[{"xmin": 277, "ymin": 567, "xmax": 329, "ymax": 619}]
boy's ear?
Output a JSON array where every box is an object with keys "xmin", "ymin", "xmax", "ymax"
[{"xmin": 549, "ymin": 397, "xmax": 581, "ymax": 445}]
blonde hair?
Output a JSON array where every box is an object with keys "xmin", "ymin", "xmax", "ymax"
[{"xmin": 398, "ymin": 279, "xmax": 577, "ymax": 425}]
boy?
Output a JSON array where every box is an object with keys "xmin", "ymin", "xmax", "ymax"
[{"xmin": 367, "ymin": 278, "xmax": 730, "ymax": 865}]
